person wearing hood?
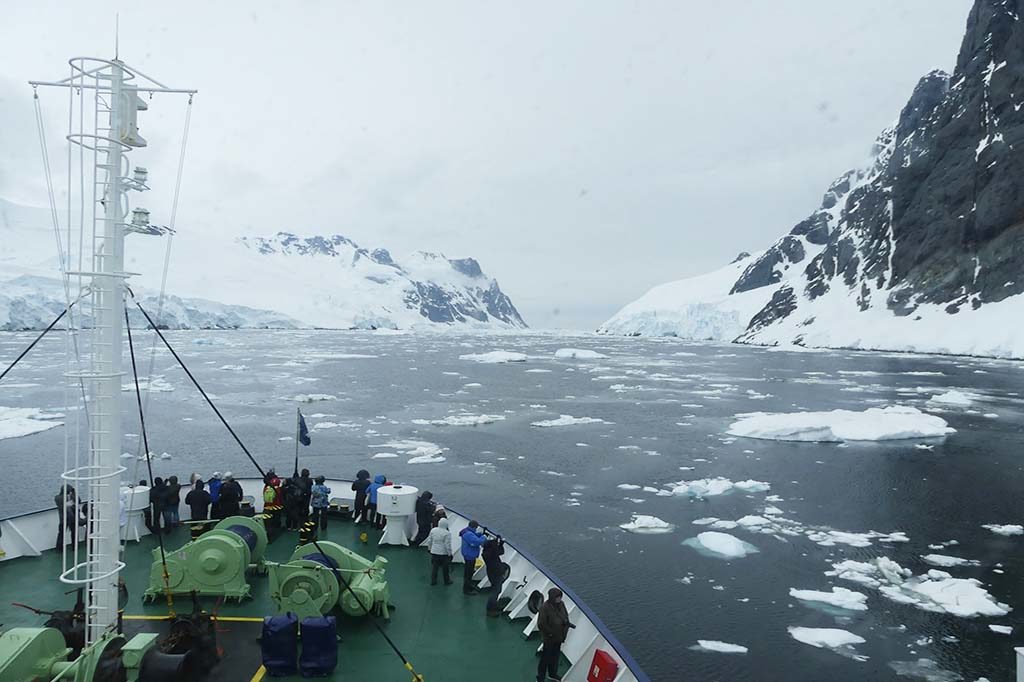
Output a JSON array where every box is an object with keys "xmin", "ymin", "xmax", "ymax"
[
  {"xmin": 425, "ymin": 517, "xmax": 453, "ymax": 586},
  {"xmin": 165, "ymin": 475, "xmax": 182, "ymax": 530},
  {"xmin": 410, "ymin": 491, "xmax": 436, "ymax": 546},
  {"xmin": 367, "ymin": 474, "xmax": 387, "ymax": 529},
  {"xmin": 459, "ymin": 520, "xmax": 488, "ymax": 595},
  {"xmin": 482, "ymin": 533, "xmax": 506, "ymax": 615},
  {"xmin": 310, "ymin": 476, "xmax": 331, "ymax": 531},
  {"xmin": 536, "ymin": 587, "xmax": 572, "ymax": 682},
  {"xmin": 283, "ymin": 473, "xmax": 304, "ymax": 530},
  {"xmin": 149, "ymin": 478, "xmax": 167, "ymax": 535},
  {"xmin": 263, "ymin": 469, "xmax": 283, "ymax": 508},
  {"xmin": 351, "ymin": 470, "xmax": 371, "ymax": 523},
  {"xmin": 298, "ymin": 468, "xmax": 313, "ymax": 523},
  {"xmin": 219, "ymin": 473, "xmax": 242, "ymax": 518},
  {"xmin": 185, "ymin": 479, "xmax": 211, "ymax": 520},
  {"xmin": 208, "ymin": 472, "xmax": 224, "ymax": 519}
]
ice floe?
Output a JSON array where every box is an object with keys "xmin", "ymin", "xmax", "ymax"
[
  {"xmin": 888, "ymin": 658, "xmax": 961, "ymax": 682},
  {"xmin": 727, "ymin": 406, "xmax": 954, "ymax": 442},
  {"xmin": 0, "ymin": 406, "xmax": 64, "ymax": 440},
  {"xmin": 921, "ymin": 554, "xmax": 980, "ymax": 568},
  {"xmin": 620, "ymin": 515, "xmax": 675, "ymax": 534},
  {"xmin": 373, "ymin": 439, "xmax": 447, "ymax": 464},
  {"xmin": 121, "ymin": 376, "xmax": 174, "ymax": 392},
  {"xmin": 669, "ymin": 477, "xmax": 770, "ymax": 498},
  {"xmin": 458, "ymin": 351, "xmax": 527, "ymax": 363},
  {"xmin": 291, "ymin": 394, "xmax": 337, "ymax": 402},
  {"xmin": 982, "ymin": 524, "xmax": 1023, "ymax": 536},
  {"xmin": 690, "ymin": 640, "xmax": 748, "ymax": 654},
  {"xmin": 554, "ymin": 348, "xmax": 608, "ymax": 359},
  {"xmin": 412, "ymin": 414, "xmax": 505, "ymax": 427},
  {"xmin": 826, "ymin": 557, "xmax": 1010, "ymax": 617},
  {"xmin": 787, "ymin": 627, "xmax": 866, "ymax": 661},
  {"xmin": 927, "ymin": 390, "xmax": 979, "ymax": 407},
  {"xmin": 531, "ymin": 415, "xmax": 610, "ymax": 427},
  {"xmin": 989, "ymin": 624, "xmax": 1012, "ymax": 635},
  {"xmin": 789, "ymin": 587, "xmax": 868, "ymax": 611},
  {"xmin": 683, "ymin": 531, "xmax": 759, "ymax": 559}
]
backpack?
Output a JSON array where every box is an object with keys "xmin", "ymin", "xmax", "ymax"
[{"xmin": 264, "ymin": 486, "xmax": 277, "ymax": 504}]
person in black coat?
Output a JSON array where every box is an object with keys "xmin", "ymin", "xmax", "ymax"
[
  {"xmin": 351, "ymin": 470, "xmax": 371, "ymax": 524},
  {"xmin": 219, "ymin": 474, "xmax": 242, "ymax": 518},
  {"xmin": 185, "ymin": 479, "xmax": 212, "ymax": 520},
  {"xmin": 410, "ymin": 491, "xmax": 436, "ymax": 546},
  {"xmin": 482, "ymin": 533, "xmax": 506, "ymax": 615},
  {"xmin": 298, "ymin": 469, "xmax": 313, "ymax": 523},
  {"xmin": 165, "ymin": 475, "xmax": 182, "ymax": 530},
  {"xmin": 149, "ymin": 478, "xmax": 167, "ymax": 535}
]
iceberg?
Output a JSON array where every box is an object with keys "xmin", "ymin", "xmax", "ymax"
[
  {"xmin": 531, "ymin": 415, "xmax": 610, "ymax": 428},
  {"xmin": 459, "ymin": 351, "xmax": 528, "ymax": 364},
  {"xmin": 690, "ymin": 640, "xmax": 748, "ymax": 654},
  {"xmin": 727, "ymin": 406, "xmax": 954, "ymax": 442},
  {"xmin": 619, "ymin": 515, "xmax": 675, "ymax": 534},
  {"xmin": 683, "ymin": 531, "xmax": 759, "ymax": 559},
  {"xmin": 554, "ymin": 348, "xmax": 608, "ymax": 359},
  {"xmin": 789, "ymin": 587, "xmax": 869, "ymax": 611},
  {"xmin": 787, "ymin": 627, "xmax": 867, "ymax": 660}
]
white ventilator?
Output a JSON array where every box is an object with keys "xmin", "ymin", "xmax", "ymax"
[
  {"xmin": 376, "ymin": 485, "xmax": 419, "ymax": 546},
  {"xmin": 29, "ymin": 56, "xmax": 195, "ymax": 646}
]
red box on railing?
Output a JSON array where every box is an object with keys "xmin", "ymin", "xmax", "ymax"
[{"xmin": 587, "ymin": 649, "xmax": 619, "ymax": 682}]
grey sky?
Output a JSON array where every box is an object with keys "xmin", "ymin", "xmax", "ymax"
[{"xmin": 1, "ymin": 1, "xmax": 973, "ymax": 328}]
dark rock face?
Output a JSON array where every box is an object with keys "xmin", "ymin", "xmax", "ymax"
[{"xmin": 734, "ymin": 0, "xmax": 1024, "ymax": 340}]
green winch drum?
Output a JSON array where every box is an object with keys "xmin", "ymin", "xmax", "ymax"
[{"xmin": 144, "ymin": 515, "xmax": 268, "ymax": 602}]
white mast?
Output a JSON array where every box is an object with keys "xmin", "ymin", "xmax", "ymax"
[{"xmin": 30, "ymin": 55, "xmax": 195, "ymax": 646}]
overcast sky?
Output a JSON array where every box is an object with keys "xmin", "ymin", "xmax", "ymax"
[{"xmin": 0, "ymin": 1, "xmax": 974, "ymax": 329}]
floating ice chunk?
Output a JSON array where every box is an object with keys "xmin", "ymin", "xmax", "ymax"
[
  {"xmin": 372, "ymin": 453, "xmax": 398, "ymax": 459},
  {"xmin": 291, "ymin": 394, "xmax": 336, "ymax": 402},
  {"xmin": 921, "ymin": 554, "xmax": 980, "ymax": 568},
  {"xmin": 787, "ymin": 627, "xmax": 866, "ymax": 660},
  {"xmin": 989, "ymin": 624, "xmax": 1012, "ymax": 635},
  {"xmin": 690, "ymin": 640, "xmax": 748, "ymax": 654},
  {"xmin": 789, "ymin": 587, "xmax": 868, "ymax": 611},
  {"xmin": 313, "ymin": 421, "xmax": 340, "ymax": 430},
  {"xmin": 617, "ymin": 484, "xmax": 642, "ymax": 490},
  {"xmin": 0, "ymin": 406, "xmax": 64, "ymax": 440},
  {"xmin": 982, "ymin": 524, "xmax": 1023, "ymax": 536},
  {"xmin": 218, "ymin": 364, "xmax": 249, "ymax": 371},
  {"xmin": 412, "ymin": 414, "xmax": 505, "ymax": 427},
  {"xmin": 121, "ymin": 376, "xmax": 174, "ymax": 392},
  {"xmin": 531, "ymin": 415, "xmax": 610, "ymax": 427},
  {"xmin": 620, "ymin": 515, "xmax": 675, "ymax": 534},
  {"xmin": 159, "ymin": 452, "xmax": 172, "ymax": 460},
  {"xmin": 826, "ymin": 557, "xmax": 1010, "ymax": 618},
  {"xmin": 374, "ymin": 439, "xmax": 447, "ymax": 464},
  {"xmin": 459, "ymin": 351, "xmax": 527, "ymax": 363},
  {"xmin": 683, "ymin": 531, "xmax": 759, "ymax": 559},
  {"xmin": 928, "ymin": 390, "xmax": 979, "ymax": 407},
  {"xmin": 407, "ymin": 453, "xmax": 446, "ymax": 464},
  {"xmin": 554, "ymin": 348, "xmax": 608, "ymax": 359},
  {"xmin": 727, "ymin": 406, "xmax": 954, "ymax": 442},
  {"xmin": 525, "ymin": 368, "xmax": 551, "ymax": 373},
  {"xmin": 670, "ymin": 477, "xmax": 770, "ymax": 498},
  {"xmin": 889, "ymin": 659, "xmax": 962, "ymax": 682}
]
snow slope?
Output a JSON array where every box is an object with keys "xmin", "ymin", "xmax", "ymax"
[{"xmin": 0, "ymin": 197, "xmax": 526, "ymax": 330}]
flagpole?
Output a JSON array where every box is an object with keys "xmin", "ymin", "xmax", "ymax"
[{"xmin": 294, "ymin": 406, "xmax": 301, "ymax": 476}]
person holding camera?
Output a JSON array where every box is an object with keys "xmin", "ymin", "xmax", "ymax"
[
  {"xmin": 537, "ymin": 587, "xmax": 572, "ymax": 681},
  {"xmin": 482, "ymin": 531, "xmax": 506, "ymax": 615},
  {"xmin": 458, "ymin": 520, "xmax": 488, "ymax": 594}
]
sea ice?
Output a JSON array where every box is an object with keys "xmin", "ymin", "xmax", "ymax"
[
  {"xmin": 826, "ymin": 557, "xmax": 1010, "ymax": 618},
  {"xmin": 988, "ymin": 624, "xmax": 1012, "ymax": 635},
  {"xmin": 617, "ymin": 484, "xmax": 642, "ymax": 490},
  {"xmin": 669, "ymin": 477, "xmax": 770, "ymax": 498},
  {"xmin": 458, "ymin": 351, "xmax": 527, "ymax": 363},
  {"xmin": 928, "ymin": 390, "xmax": 979, "ymax": 407},
  {"xmin": 727, "ymin": 406, "xmax": 954, "ymax": 442},
  {"xmin": 291, "ymin": 394, "xmax": 336, "ymax": 402},
  {"xmin": 787, "ymin": 627, "xmax": 866, "ymax": 660},
  {"xmin": 619, "ymin": 515, "xmax": 675, "ymax": 534},
  {"xmin": 554, "ymin": 348, "xmax": 608, "ymax": 359},
  {"xmin": 411, "ymin": 414, "xmax": 505, "ymax": 427},
  {"xmin": 888, "ymin": 659, "xmax": 962, "ymax": 682},
  {"xmin": 690, "ymin": 640, "xmax": 748, "ymax": 654},
  {"xmin": 0, "ymin": 406, "xmax": 64, "ymax": 440},
  {"xmin": 531, "ymin": 415, "xmax": 610, "ymax": 427},
  {"xmin": 921, "ymin": 554, "xmax": 980, "ymax": 568},
  {"xmin": 982, "ymin": 524, "xmax": 1023, "ymax": 536},
  {"xmin": 683, "ymin": 531, "xmax": 759, "ymax": 559},
  {"xmin": 374, "ymin": 439, "xmax": 447, "ymax": 464},
  {"xmin": 789, "ymin": 587, "xmax": 869, "ymax": 611},
  {"xmin": 121, "ymin": 376, "xmax": 174, "ymax": 393}
]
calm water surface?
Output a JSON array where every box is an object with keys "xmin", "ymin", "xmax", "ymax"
[{"xmin": 1, "ymin": 330, "xmax": 1022, "ymax": 682}]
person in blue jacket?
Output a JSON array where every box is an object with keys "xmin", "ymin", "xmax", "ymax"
[
  {"xmin": 208, "ymin": 472, "xmax": 224, "ymax": 519},
  {"xmin": 367, "ymin": 474, "xmax": 387, "ymax": 529},
  {"xmin": 459, "ymin": 520, "xmax": 488, "ymax": 594}
]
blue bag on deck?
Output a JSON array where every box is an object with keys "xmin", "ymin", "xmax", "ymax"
[
  {"xmin": 299, "ymin": 616, "xmax": 338, "ymax": 677},
  {"xmin": 261, "ymin": 613, "xmax": 299, "ymax": 677}
]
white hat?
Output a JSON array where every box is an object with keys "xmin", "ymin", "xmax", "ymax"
[
  {"xmin": 224, "ymin": 471, "xmax": 234, "ymax": 479},
  {"xmin": 212, "ymin": 471, "xmax": 222, "ymax": 479}
]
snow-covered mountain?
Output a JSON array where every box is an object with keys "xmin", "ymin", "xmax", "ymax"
[
  {"xmin": 0, "ymin": 198, "xmax": 526, "ymax": 330},
  {"xmin": 601, "ymin": 0, "xmax": 1024, "ymax": 359}
]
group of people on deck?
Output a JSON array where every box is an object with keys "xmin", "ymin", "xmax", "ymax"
[{"xmin": 260, "ymin": 468, "xmax": 333, "ymax": 531}]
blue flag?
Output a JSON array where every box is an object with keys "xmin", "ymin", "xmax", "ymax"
[{"xmin": 298, "ymin": 411, "xmax": 311, "ymax": 446}]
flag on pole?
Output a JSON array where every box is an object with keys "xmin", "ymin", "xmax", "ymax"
[{"xmin": 298, "ymin": 410, "xmax": 311, "ymax": 446}]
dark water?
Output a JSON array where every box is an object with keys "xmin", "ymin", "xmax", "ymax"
[{"xmin": 2, "ymin": 330, "xmax": 1023, "ymax": 682}]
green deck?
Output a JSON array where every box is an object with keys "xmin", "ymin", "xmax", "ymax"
[{"xmin": 0, "ymin": 518, "xmax": 562, "ymax": 681}]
